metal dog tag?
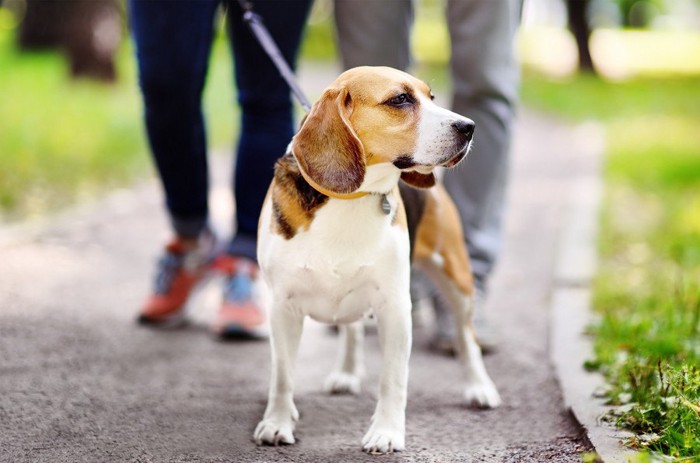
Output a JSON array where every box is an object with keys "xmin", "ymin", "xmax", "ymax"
[{"xmin": 381, "ymin": 195, "xmax": 391, "ymax": 215}]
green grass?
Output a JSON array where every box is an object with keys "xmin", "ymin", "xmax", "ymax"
[
  {"xmin": 522, "ymin": 71, "xmax": 700, "ymax": 459},
  {"xmin": 0, "ymin": 31, "xmax": 143, "ymax": 217}
]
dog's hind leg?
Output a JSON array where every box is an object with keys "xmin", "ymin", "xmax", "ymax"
[
  {"xmin": 324, "ymin": 320, "xmax": 365, "ymax": 395},
  {"xmin": 442, "ymin": 277, "xmax": 501, "ymax": 408},
  {"xmin": 412, "ymin": 186, "xmax": 501, "ymax": 408},
  {"xmin": 418, "ymin": 259, "xmax": 502, "ymax": 408},
  {"xmin": 254, "ymin": 304, "xmax": 304, "ymax": 446}
]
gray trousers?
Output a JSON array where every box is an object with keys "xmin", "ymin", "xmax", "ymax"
[{"xmin": 334, "ymin": 0, "xmax": 521, "ymax": 285}]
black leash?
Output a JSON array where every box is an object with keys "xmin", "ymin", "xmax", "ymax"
[{"xmin": 237, "ymin": 0, "xmax": 312, "ymax": 112}]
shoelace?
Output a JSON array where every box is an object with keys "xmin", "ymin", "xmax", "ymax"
[{"xmin": 154, "ymin": 251, "xmax": 184, "ymax": 295}]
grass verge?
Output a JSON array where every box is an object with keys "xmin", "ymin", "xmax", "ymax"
[{"xmin": 522, "ymin": 71, "xmax": 700, "ymax": 459}]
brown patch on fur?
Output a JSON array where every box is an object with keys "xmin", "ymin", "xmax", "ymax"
[
  {"xmin": 270, "ymin": 153, "xmax": 329, "ymax": 239},
  {"xmin": 398, "ymin": 182, "xmax": 427, "ymax": 261},
  {"xmin": 413, "ymin": 184, "xmax": 474, "ymax": 295}
]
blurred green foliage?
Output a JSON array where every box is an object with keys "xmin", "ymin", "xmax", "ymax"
[
  {"xmin": 0, "ymin": 21, "xmax": 237, "ymax": 220},
  {"xmin": 300, "ymin": 0, "xmax": 337, "ymax": 61},
  {"xmin": 0, "ymin": 29, "xmax": 144, "ymax": 217}
]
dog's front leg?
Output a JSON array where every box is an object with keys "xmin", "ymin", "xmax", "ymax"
[
  {"xmin": 254, "ymin": 304, "xmax": 304, "ymax": 446},
  {"xmin": 362, "ymin": 297, "xmax": 411, "ymax": 454},
  {"xmin": 324, "ymin": 320, "xmax": 365, "ymax": 395}
]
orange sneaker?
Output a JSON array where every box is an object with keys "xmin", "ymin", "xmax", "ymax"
[
  {"xmin": 212, "ymin": 256, "xmax": 267, "ymax": 339},
  {"xmin": 138, "ymin": 231, "xmax": 217, "ymax": 327}
]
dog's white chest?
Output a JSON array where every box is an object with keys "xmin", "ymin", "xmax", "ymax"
[
  {"xmin": 284, "ymin": 264, "xmax": 382, "ymax": 324},
  {"xmin": 259, "ymin": 195, "xmax": 410, "ymax": 324}
]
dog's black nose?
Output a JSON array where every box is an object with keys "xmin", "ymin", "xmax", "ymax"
[{"xmin": 452, "ymin": 120, "xmax": 475, "ymax": 140}]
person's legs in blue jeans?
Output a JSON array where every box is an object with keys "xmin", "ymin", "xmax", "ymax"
[
  {"xmin": 213, "ymin": 0, "xmax": 312, "ymax": 338},
  {"xmin": 226, "ymin": 0, "xmax": 313, "ymax": 261},
  {"xmin": 130, "ymin": 0, "xmax": 224, "ymax": 327},
  {"xmin": 130, "ymin": 0, "xmax": 312, "ymax": 335},
  {"xmin": 129, "ymin": 0, "xmax": 219, "ymax": 238}
]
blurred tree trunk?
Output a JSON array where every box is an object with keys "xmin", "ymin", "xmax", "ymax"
[
  {"xmin": 18, "ymin": 0, "xmax": 121, "ymax": 82},
  {"xmin": 18, "ymin": 0, "xmax": 68, "ymax": 49},
  {"xmin": 566, "ymin": 0, "xmax": 597, "ymax": 75}
]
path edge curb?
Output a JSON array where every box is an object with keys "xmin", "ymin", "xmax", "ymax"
[{"xmin": 548, "ymin": 123, "xmax": 638, "ymax": 463}]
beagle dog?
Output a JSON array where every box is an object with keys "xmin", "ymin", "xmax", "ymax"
[{"xmin": 254, "ymin": 66, "xmax": 501, "ymax": 453}]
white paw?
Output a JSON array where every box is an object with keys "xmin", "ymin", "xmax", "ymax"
[
  {"xmin": 362, "ymin": 424, "xmax": 405, "ymax": 454},
  {"xmin": 254, "ymin": 415, "xmax": 297, "ymax": 446},
  {"xmin": 323, "ymin": 371, "xmax": 362, "ymax": 395},
  {"xmin": 464, "ymin": 379, "xmax": 502, "ymax": 408}
]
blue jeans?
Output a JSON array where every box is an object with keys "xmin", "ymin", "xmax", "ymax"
[{"xmin": 129, "ymin": 0, "xmax": 312, "ymax": 260}]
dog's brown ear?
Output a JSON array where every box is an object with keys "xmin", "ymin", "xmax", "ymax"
[
  {"xmin": 400, "ymin": 171, "xmax": 436, "ymax": 188},
  {"xmin": 291, "ymin": 87, "xmax": 365, "ymax": 195}
]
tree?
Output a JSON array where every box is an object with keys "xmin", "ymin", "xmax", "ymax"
[
  {"xmin": 566, "ymin": 0, "xmax": 597, "ymax": 74},
  {"xmin": 18, "ymin": 0, "xmax": 121, "ymax": 82}
]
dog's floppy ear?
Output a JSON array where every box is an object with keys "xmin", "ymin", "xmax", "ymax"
[
  {"xmin": 400, "ymin": 171, "xmax": 436, "ymax": 188},
  {"xmin": 291, "ymin": 87, "xmax": 365, "ymax": 195}
]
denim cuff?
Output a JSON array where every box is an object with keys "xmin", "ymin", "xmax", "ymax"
[
  {"xmin": 171, "ymin": 215, "xmax": 208, "ymax": 239},
  {"xmin": 228, "ymin": 233, "xmax": 257, "ymax": 262}
]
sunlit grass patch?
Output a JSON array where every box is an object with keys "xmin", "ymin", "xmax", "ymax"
[
  {"xmin": 591, "ymin": 29, "xmax": 700, "ymax": 79},
  {"xmin": 597, "ymin": 121, "xmax": 700, "ymax": 459},
  {"xmin": 519, "ymin": 28, "xmax": 700, "ymax": 79},
  {"xmin": 596, "ymin": 217, "xmax": 700, "ymax": 457},
  {"xmin": 607, "ymin": 116, "xmax": 700, "ymax": 191}
]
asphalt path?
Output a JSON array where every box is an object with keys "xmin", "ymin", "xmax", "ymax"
[{"xmin": 0, "ymin": 84, "xmax": 594, "ymax": 461}]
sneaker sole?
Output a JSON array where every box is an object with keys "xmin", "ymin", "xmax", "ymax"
[
  {"xmin": 216, "ymin": 324, "xmax": 268, "ymax": 341},
  {"xmin": 137, "ymin": 310, "xmax": 188, "ymax": 329}
]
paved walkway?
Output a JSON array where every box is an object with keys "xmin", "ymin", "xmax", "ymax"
[{"xmin": 1, "ymin": 69, "xmax": 599, "ymax": 462}]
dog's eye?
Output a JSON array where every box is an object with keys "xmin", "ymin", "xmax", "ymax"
[{"xmin": 387, "ymin": 93, "xmax": 412, "ymax": 107}]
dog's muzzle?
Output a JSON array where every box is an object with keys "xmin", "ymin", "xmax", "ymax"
[{"xmin": 440, "ymin": 120, "xmax": 474, "ymax": 167}]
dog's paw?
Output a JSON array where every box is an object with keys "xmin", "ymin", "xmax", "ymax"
[
  {"xmin": 254, "ymin": 417, "xmax": 296, "ymax": 446},
  {"xmin": 323, "ymin": 371, "xmax": 362, "ymax": 395},
  {"xmin": 362, "ymin": 424, "xmax": 405, "ymax": 454},
  {"xmin": 464, "ymin": 379, "xmax": 502, "ymax": 409}
]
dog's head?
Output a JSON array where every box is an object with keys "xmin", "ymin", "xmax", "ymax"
[{"xmin": 291, "ymin": 66, "xmax": 474, "ymax": 196}]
